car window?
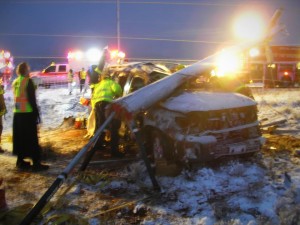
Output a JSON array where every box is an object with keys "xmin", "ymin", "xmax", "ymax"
[
  {"xmin": 58, "ymin": 65, "xmax": 67, "ymax": 72},
  {"xmin": 130, "ymin": 77, "xmax": 145, "ymax": 92},
  {"xmin": 45, "ymin": 66, "xmax": 56, "ymax": 73}
]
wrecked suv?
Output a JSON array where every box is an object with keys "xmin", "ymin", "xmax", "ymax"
[{"xmin": 141, "ymin": 75, "xmax": 263, "ymax": 165}]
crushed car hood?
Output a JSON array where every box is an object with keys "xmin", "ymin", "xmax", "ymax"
[{"xmin": 160, "ymin": 91, "xmax": 256, "ymax": 113}]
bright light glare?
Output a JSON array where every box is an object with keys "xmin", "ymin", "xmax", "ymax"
[
  {"xmin": 118, "ymin": 51, "xmax": 125, "ymax": 58},
  {"xmin": 233, "ymin": 11, "xmax": 266, "ymax": 41},
  {"xmin": 74, "ymin": 51, "xmax": 83, "ymax": 60},
  {"xmin": 215, "ymin": 50, "xmax": 242, "ymax": 76},
  {"xmin": 249, "ymin": 48, "xmax": 260, "ymax": 57},
  {"xmin": 67, "ymin": 51, "xmax": 74, "ymax": 59},
  {"xmin": 68, "ymin": 51, "xmax": 83, "ymax": 60},
  {"xmin": 110, "ymin": 50, "xmax": 119, "ymax": 59},
  {"xmin": 86, "ymin": 48, "xmax": 101, "ymax": 62},
  {"xmin": 3, "ymin": 51, "xmax": 10, "ymax": 58}
]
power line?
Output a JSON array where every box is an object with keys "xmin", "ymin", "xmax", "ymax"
[
  {"xmin": 13, "ymin": 55, "xmax": 199, "ymax": 63},
  {"xmin": 0, "ymin": 33, "xmax": 228, "ymax": 44},
  {"xmin": 6, "ymin": 1, "xmax": 239, "ymax": 7}
]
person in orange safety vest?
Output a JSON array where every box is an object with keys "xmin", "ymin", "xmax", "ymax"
[{"xmin": 12, "ymin": 62, "xmax": 49, "ymax": 171}]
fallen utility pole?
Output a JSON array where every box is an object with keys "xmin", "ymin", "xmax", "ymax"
[{"xmin": 19, "ymin": 113, "xmax": 115, "ymax": 225}]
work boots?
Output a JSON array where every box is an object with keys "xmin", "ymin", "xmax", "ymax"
[
  {"xmin": 32, "ymin": 163, "xmax": 49, "ymax": 172},
  {"xmin": 16, "ymin": 159, "xmax": 31, "ymax": 170}
]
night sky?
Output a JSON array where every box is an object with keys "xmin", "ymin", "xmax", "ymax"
[{"xmin": 0, "ymin": 0, "xmax": 299, "ymax": 62}]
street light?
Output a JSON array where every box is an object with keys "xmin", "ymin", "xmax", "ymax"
[{"xmin": 233, "ymin": 11, "xmax": 267, "ymax": 41}]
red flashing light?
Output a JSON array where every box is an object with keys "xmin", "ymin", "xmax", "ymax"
[
  {"xmin": 109, "ymin": 50, "xmax": 126, "ymax": 59},
  {"xmin": 67, "ymin": 51, "xmax": 73, "ymax": 59}
]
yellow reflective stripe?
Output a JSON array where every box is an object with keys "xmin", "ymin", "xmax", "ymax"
[{"xmin": 13, "ymin": 76, "xmax": 33, "ymax": 112}]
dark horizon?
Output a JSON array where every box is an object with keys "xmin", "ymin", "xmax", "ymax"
[{"xmin": 1, "ymin": 0, "xmax": 299, "ymax": 62}]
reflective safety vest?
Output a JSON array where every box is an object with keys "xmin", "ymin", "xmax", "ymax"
[
  {"xmin": 91, "ymin": 79, "xmax": 122, "ymax": 108},
  {"xmin": 79, "ymin": 70, "xmax": 87, "ymax": 79},
  {"xmin": 12, "ymin": 76, "xmax": 33, "ymax": 113},
  {"xmin": 68, "ymin": 71, "xmax": 74, "ymax": 82}
]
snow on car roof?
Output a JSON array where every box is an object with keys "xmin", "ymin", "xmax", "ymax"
[{"xmin": 161, "ymin": 91, "xmax": 256, "ymax": 113}]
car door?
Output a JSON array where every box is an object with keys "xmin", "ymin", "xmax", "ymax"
[
  {"xmin": 42, "ymin": 65, "xmax": 56, "ymax": 84},
  {"xmin": 56, "ymin": 65, "xmax": 68, "ymax": 85}
]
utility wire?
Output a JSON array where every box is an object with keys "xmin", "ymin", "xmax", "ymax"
[
  {"xmin": 6, "ymin": 1, "xmax": 240, "ymax": 7},
  {"xmin": 0, "ymin": 33, "xmax": 228, "ymax": 44},
  {"xmin": 12, "ymin": 56, "xmax": 200, "ymax": 63}
]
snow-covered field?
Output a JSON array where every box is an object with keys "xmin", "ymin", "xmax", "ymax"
[{"xmin": 1, "ymin": 85, "xmax": 300, "ymax": 225}]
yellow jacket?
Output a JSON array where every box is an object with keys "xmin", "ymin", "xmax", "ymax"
[{"xmin": 91, "ymin": 78, "xmax": 122, "ymax": 108}]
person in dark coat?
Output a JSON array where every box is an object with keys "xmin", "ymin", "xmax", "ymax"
[{"xmin": 12, "ymin": 62, "xmax": 49, "ymax": 171}]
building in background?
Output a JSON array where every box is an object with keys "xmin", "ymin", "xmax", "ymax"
[{"xmin": 246, "ymin": 46, "xmax": 300, "ymax": 87}]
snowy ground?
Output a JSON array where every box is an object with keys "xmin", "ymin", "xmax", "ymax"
[{"xmin": 1, "ymin": 85, "xmax": 300, "ymax": 225}]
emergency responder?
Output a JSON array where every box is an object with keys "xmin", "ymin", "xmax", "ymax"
[
  {"xmin": 91, "ymin": 70, "xmax": 123, "ymax": 157},
  {"xmin": 67, "ymin": 69, "xmax": 74, "ymax": 95},
  {"xmin": 78, "ymin": 67, "xmax": 87, "ymax": 93},
  {"xmin": 68, "ymin": 69, "xmax": 74, "ymax": 95},
  {"xmin": 12, "ymin": 62, "xmax": 49, "ymax": 171}
]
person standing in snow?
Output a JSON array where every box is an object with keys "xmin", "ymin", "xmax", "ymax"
[
  {"xmin": 0, "ymin": 79, "xmax": 7, "ymax": 153},
  {"xmin": 91, "ymin": 70, "xmax": 123, "ymax": 157},
  {"xmin": 67, "ymin": 69, "xmax": 74, "ymax": 95},
  {"xmin": 12, "ymin": 62, "xmax": 49, "ymax": 171},
  {"xmin": 78, "ymin": 67, "xmax": 87, "ymax": 93}
]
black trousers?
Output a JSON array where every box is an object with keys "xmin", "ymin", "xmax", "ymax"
[
  {"xmin": 13, "ymin": 113, "xmax": 41, "ymax": 164},
  {"xmin": 79, "ymin": 79, "xmax": 86, "ymax": 92},
  {"xmin": 94, "ymin": 101, "xmax": 121, "ymax": 154}
]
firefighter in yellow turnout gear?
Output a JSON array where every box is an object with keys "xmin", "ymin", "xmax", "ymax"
[
  {"xmin": 78, "ymin": 67, "xmax": 87, "ymax": 93},
  {"xmin": 91, "ymin": 70, "xmax": 123, "ymax": 157}
]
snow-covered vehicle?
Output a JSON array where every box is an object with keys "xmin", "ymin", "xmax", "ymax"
[
  {"xmin": 109, "ymin": 62, "xmax": 262, "ymax": 165},
  {"xmin": 143, "ymin": 90, "xmax": 261, "ymax": 164},
  {"xmin": 125, "ymin": 73, "xmax": 262, "ymax": 165}
]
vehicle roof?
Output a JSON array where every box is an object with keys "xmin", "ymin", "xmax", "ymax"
[
  {"xmin": 108, "ymin": 62, "xmax": 171, "ymax": 74},
  {"xmin": 160, "ymin": 91, "xmax": 256, "ymax": 113}
]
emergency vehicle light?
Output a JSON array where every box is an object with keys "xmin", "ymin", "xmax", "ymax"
[
  {"xmin": 3, "ymin": 51, "xmax": 10, "ymax": 59},
  {"xmin": 86, "ymin": 48, "xmax": 101, "ymax": 62},
  {"xmin": 67, "ymin": 51, "xmax": 83, "ymax": 60},
  {"xmin": 110, "ymin": 50, "xmax": 126, "ymax": 59}
]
